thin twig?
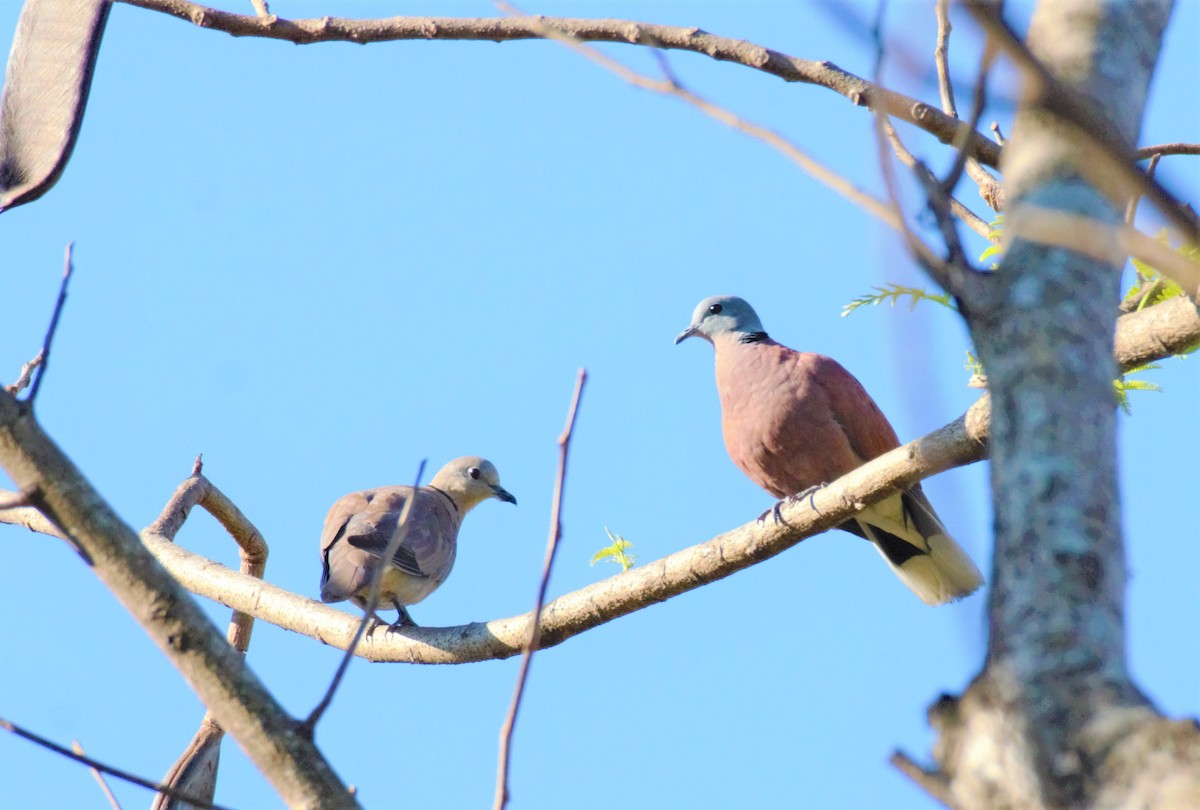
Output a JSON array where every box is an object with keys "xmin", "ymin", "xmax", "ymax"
[
  {"xmin": 1136, "ymin": 142, "xmax": 1200, "ymax": 159},
  {"xmin": 6, "ymin": 351, "xmax": 45, "ymax": 396},
  {"xmin": 870, "ymin": 4, "xmax": 981, "ymax": 300},
  {"xmin": 882, "ymin": 120, "xmax": 991, "ymax": 238},
  {"xmin": 990, "ymin": 121, "xmax": 1005, "ymax": 145},
  {"xmin": 943, "ymin": 44, "xmax": 999, "ymax": 201},
  {"xmin": 145, "ymin": 456, "xmax": 268, "ymax": 653},
  {"xmin": 249, "ymin": 0, "xmax": 269, "ymax": 17},
  {"xmin": 964, "ymin": 0, "xmax": 1200, "ymax": 244},
  {"xmin": 934, "ymin": 0, "xmax": 958, "ymax": 117},
  {"xmin": 72, "ymin": 740, "xmax": 123, "ymax": 810},
  {"xmin": 496, "ymin": 2, "xmax": 903, "ymax": 232},
  {"xmin": 494, "ymin": 369, "xmax": 587, "ymax": 810},
  {"xmin": 1125, "ymin": 153, "xmax": 1162, "ymax": 225},
  {"xmin": 0, "ymin": 718, "xmax": 232, "ymax": 810},
  {"xmin": 301, "ymin": 459, "xmax": 427, "ymax": 734},
  {"xmin": 26, "ymin": 244, "xmax": 75, "ymax": 406},
  {"xmin": 890, "ymin": 750, "xmax": 961, "ymax": 810},
  {"xmin": 146, "ymin": 457, "xmax": 270, "ymax": 808},
  {"xmin": 933, "ymin": 2, "xmax": 1004, "ymax": 211}
]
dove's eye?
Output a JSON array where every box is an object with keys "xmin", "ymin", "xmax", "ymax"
[
  {"xmin": 708, "ymin": 303, "xmax": 723, "ymax": 315},
  {"xmin": 468, "ymin": 467, "xmax": 481, "ymax": 480}
]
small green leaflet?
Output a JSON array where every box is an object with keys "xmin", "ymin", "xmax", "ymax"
[
  {"xmin": 841, "ymin": 283, "xmax": 956, "ymax": 317},
  {"xmin": 1114, "ymin": 363, "xmax": 1162, "ymax": 414},
  {"xmin": 979, "ymin": 215, "xmax": 1005, "ymax": 265},
  {"xmin": 590, "ymin": 527, "xmax": 637, "ymax": 572}
]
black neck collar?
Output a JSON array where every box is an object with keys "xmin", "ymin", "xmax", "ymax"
[{"xmin": 428, "ymin": 486, "xmax": 460, "ymax": 515}]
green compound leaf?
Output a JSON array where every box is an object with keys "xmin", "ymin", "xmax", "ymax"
[
  {"xmin": 842, "ymin": 283, "xmax": 956, "ymax": 317},
  {"xmin": 590, "ymin": 527, "xmax": 637, "ymax": 572}
]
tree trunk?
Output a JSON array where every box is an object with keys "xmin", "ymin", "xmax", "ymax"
[{"xmin": 929, "ymin": 1, "xmax": 1200, "ymax": 806}]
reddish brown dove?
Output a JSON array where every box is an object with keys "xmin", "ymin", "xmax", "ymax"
[
  {"xmin": 676, "ymin": 295, "xmax": 982, "ymax": 605},
  {"xmin": 319, "ymin": 456, "xmax": 516, "ymax": 627}
]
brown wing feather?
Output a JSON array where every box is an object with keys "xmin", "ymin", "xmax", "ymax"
[{"xmin": 807, "ymin": 353, "xmax": 901, "ymax": 463}]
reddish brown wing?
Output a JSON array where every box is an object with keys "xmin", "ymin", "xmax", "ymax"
[{"xmin": 806, "ymin": 353, "xmax": 902, "ymax": 464}]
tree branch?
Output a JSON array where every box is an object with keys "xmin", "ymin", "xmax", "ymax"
[
  {"xmin": 0, "ymin": 392, "xmax": 355, "ymax": 809},
  {"xmin": 6, "ymin": 350, "xmax": 44, "ymax": 396},
  {"xmin": 1137, "ymin": 142, "xmax": 1200, "ymax": 159},
  {"xmin": 71, "ymin": 740, "xmax": 123, "ymax": 810},
  {"xmin": 964, "ymin": 0, "xmax": 1200, "ymax": 245},
  {"xmin": 25, "ymin": 244, "xmax": 75, "ymax": 407},
  {"xmin": 301, "ymin": 459, "xmax": 427, "ymax": 735},
  {"xmin": 501, "ymin": 6, "xmax": 903, "ymax": 235},
  {"xmin": 0, "ymin": 717, "xmax": 231, "ymax": 810},
  {"xmin": 3, "ymin": 300, "xmax": 1196, "ymax": 672},
  {"xmin": 495, "ymin": 369, "xmax": 586, "ymax": 810},
  {"xmin": 148, "ymin": 456, "xmax": 271, "ymax": 809},
  {"xmin": 1006, "ymin": 203, "xmax": 1200, "ymax": 295},
  {"xmin": 115, "ymin": 0, "xmax": 1002, "ymax": 167},
  {"xmin": 879, "ymin": 120, "xmax": 990, "ymax": 238},
  {"xmin": 933, "ymin": 0, "xmax": 1004, "ymax": 212}
]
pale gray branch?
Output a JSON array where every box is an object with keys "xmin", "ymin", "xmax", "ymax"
[
  {"xmin": 148, "ymin": 458, "xmax": 271, "ymax": 809},
  {"xmin": 495, "ymin": 368, "xmax": 586, "ymax": 810},
  {"xmin": 0, "ymin": 391, "xmax": 355, "ymax": 809},
  {"xmin": 2, "ymin": 297, "xmax": 1196, "ymax": 668},
  {"xmin": 115, "ymin": 0, "xmax": 1002, "ymax": 167}
]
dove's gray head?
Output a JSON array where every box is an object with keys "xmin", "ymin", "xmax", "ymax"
[
  {"xmin": 674, "ymin": 295, "xmax": 766, "ymax": 345},
  {"xmin": 430, "ymin": 456, "xmax": 517, "ymax": 511}
]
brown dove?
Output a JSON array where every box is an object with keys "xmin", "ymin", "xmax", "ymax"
[
  {"xmin": 319, "ymin": 456, "xmax": 516, "ymax": 627},
  {"xmin": 676, "ymin": 295, "xmax": 982, "ymax": 605}
]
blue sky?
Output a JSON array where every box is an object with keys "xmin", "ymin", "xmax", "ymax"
[{"xmin": 1, "ymin": 2, "xmax": 1196, "ymax": 808}]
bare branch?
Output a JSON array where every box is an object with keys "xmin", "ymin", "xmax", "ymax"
[
  {"xmin": 881, "ymin": 120, "xmax": 991, "ymax": 238},
  {"xmin": 145, "ymin": 458, "xmax": 272, "ymax": 808},
  {"xmin": 990, "ymin": 121, "xmax": 1006, "ymax": 145},
  {"xmin": 874, "ymin": 113, "xmax": 966, "ymax": 292},
  {"xmin": 26, "ymin": 244, "xmax": 75, "ymax": 406},
  {"xmin": 945, "ymin": 46, "xmax": 1003, "ymax": 211},
  {"xmin": 249, "ymin": 0, "xmax": 268, "ymax": 17},
  {"xmin": 145, "ymin": 457, "xmax": 269, "ymax": 652},
  {"xmin": 0, "ymin": 717, "xmax": 231, "ymax": 810},
  {"xmin": 3, "ymin": 297, "xmax": 1195, "ymax": 666},
  {"xmin": 933, "ymin": 0, "xmax": 957, "ymax": 117},
  {"xmin": 497, "ymin": 5, "xmax": 902, "ymax": 233},
  {"xmin": 115, "ymin": 0, "xmax": 1002, "ymax": 168},
  {"xmin": 1007, "ymin": 203, "xmax": 1200, "ymax": 294},
  {"xmin": 964, "ymin": 1, "xmax": 1200, "ymax": 245},
  {"xmin": 495, "ymin": 369, "xmax": 586, "ymax": 810},
  {"xmin": 301, "ymin": 459, "xmax": 427, "ymax": 735},
  {"xmin": 1125, "ymin": 153, "xmax": 1162, "ymax": 226},
  {"xmin": 1137, "ymin": 142, "xmax": 1200, "ymax": 159},
  {"xmin": 870, "ymin": 9, "xmax": 983, "ymax": 302},
  {"xmin": 932, "ymin": 2, "xmax": 1004, "ymax": 211},
  {"xmin": 0, "ymin": 490, "xmax": 59, "ymax": 535},
  {"xmin": 890, "ymin": 749, "xmax": 962, "ymax": 810},
  {"xmin": 72, "ymin": 740, "xmax": 123, "ymax": 810},
  {"xmin": 6, "ymin": 351, "xmax": 45, "ymax": 396},
  {"xmin": 0, "ymin": 391, "xmax": 355, "ymax": 808}
]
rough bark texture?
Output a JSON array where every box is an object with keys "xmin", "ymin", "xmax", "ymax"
[{"xmin": 928, "ymin": 1, "xmax": 1200, "ymax": 807}]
